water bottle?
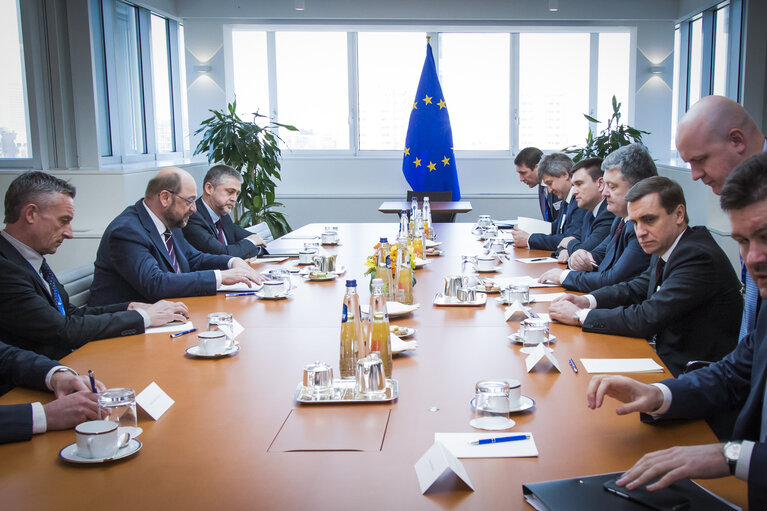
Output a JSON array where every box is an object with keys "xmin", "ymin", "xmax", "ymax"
[
  {"xmin": 368, "ymin": 278, "xmax": 392, "ymax": 378},
  {"xmin": 377, "ymin": 238, "xmax": 395, "ymax": 301},
  {"xmin": 422, "ymin": 197, "xmax": 432, "ymax": 241},
  {"xmin": 340, "ymin": 279, "xmax": 364, "ymax": 378}
]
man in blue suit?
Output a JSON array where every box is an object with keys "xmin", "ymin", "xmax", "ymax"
[
  {"xmin": 89, "ymin": 167, "xmax": 266, "ymax": 305},
  {"xmin": 182, "ymin": 165, "xmax": 268, "ymax": 258},
  {"xmin": 511, "ymin": 153, "xmax": 587, "ymax": 251},
  {"xmin": 1, "ymin": 340, "xmax": 104, "ymax": 444},
  {"xmin": 584, "ymin": 154, "xmax": 767, "ymax": 510},
  {"xmin": 539, "ymin": 144, "xmax": 656, "ymax": 292}
]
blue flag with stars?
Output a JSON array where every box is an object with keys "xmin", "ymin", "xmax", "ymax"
[{"xmin": 402, "ymin": 43, "xmax": 461, "ymax": 201}]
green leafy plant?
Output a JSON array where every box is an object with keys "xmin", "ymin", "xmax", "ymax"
[
  {"xmin": 194, "ymin": 101, "xmax": 298, "ymax": 237},
  {"xmin": 563, "ymin": 96, "xmax": 650, "ymax": 162}
]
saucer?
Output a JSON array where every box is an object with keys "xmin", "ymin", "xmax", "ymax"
[
  {"xmin": 306, "ymin": 273, "xmax": 337, "ymax": 281},
  {"xmin": 470, "ymin": 417, "xmax": 516, "ymax": 431},
  {"xmin": 185, "ymin": 345, "xmax": 240, "ymax": 358},
  {"xmin": 496, "ymin": 297, "xmax": 536, "ymax": 305},
  {"xmin": 255, "ymin": 290, "xmax": 293, "ymax": 300},
  {"xmin": 59, "ymin": 438, "xmax": 142, "ymax": 464},
  {"xmin": 390, "ymin": 326, "xmax": 415, "ymax": 338},
  {"xmin": 507, "ymin": 333, "xmax": 557, "ymax": 345},
  {"xmin": 474, "ymin": 283, "xmax": 501, "ymax": 293},
  {"xmin": 477, "ymin": 267, "xmax": 499, "ymax": 273},
  {"xmin": 470, "ymin": 395, "xmax": 536, "ymax": 413},
  {"xmin": 297, "ymin": 260, "xmax": 315, "ymax": 265}
]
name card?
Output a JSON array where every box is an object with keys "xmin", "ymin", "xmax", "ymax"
[
  {"xmin": 414, "ymin": 442, "xmax": 475, "ymax": 494},
  {"xmin": 525, "ymin": 343, "xmax": 561, "ymax": 373},
  {"xmin": 136, "ymin": 381, "xmax": 175, "ymax": 420}
]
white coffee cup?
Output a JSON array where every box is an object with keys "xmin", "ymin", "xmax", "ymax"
[
  {"xmin": 506, "ymin": 379, "xmax": 522, "ymax": 408},
  {"xmin": 298, "ymin": 250, "xmax": 314, "ymax": 264},
  {"xmin": 489, "ymin": 238, "xmax": 505, "ymax": 253},
  {"xmin": 261, "ymin": 280, "xmax": 287, "ymax": 297},
  {"xmin": 75, "ymin": 420, "xmax": 130, "ymax": 459},
  {"xmin": 519, "ymin": 318, "xmax": 550, "ymax": 344},
  {"xmin": 477, "ymin": 256, "xmax": 496, "ymax": 272},
  {"xmin": 321, "ymin": 231, "xmax": 336, "ymax": 244},
  {"xmin": 198, "ymin": 330, "xmax": 229, "ymax": 354}
]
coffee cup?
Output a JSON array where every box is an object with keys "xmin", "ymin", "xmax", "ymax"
[
  {"xmin": 519, "ymin": 318, "xmax": 550, "ymax": 345},
  {"xmin": 502, "ymin": 283, "xmax": 530, "ymax": 304},
  {"xmin": 261, "ymin": 280, "xmax": 288, "ymax": 297},
  {"xmin": 477, "ymin": 215, "xmax": 492, "ymax": 228},
  {"xmin": 489, "ymin": 237, "xmax": 505, "ymax": 253},
  {"xmin": 75, "ymin": 420, "xmax": 130, "ymax": 459},
  {"xmin": 321, "ymin": 231, "xmax": 335, "ymax": 244},
  {"xmin": 198, "ymin": 330, "xmax": 229, "ymax": 354},
  {"xmin": 506, "ymin": 378, "xmax": 522, "ymax": 408},
  {"xmin": 298, "ymin": 250, "xmax": 315, "ymax": 264},
  {"xmin": 474, "ymin": 379, "xmax": 511, "ymax": 416},
  {"xmin": 477, "ymin": 256, "xmax": 496, "ymax": 272}
]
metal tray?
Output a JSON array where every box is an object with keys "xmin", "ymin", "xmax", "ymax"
[
  {"xmin": 433, "ymin": 292, "xmax": 487, "ymax": 306},
  {"xmin": 294, "ymin": 378, "xmax": 398, "ymax": 404}
]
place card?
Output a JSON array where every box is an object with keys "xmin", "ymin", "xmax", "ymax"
[
  {"xmin": 414, "ymin": 441, "xmax": 475, "ymax": 494},
  {"xmin": 504, "ymin": 301, "xmax": 532, "ymax": 321},
  {"xmin": 136, "ymin": 381, "xmax": 175, "ymax": 420},
  {"xmin": 525, "ymin": 342, "xmax": 561, "ymax": 373}
]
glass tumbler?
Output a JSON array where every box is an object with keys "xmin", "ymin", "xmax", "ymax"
[{"xmin": 98, "ymin": 388, "xmax": 138, "ymax": 432}]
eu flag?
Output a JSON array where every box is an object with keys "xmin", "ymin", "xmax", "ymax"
[{"xmin": 402, "ymin": 43, "xmax": 461, "ymax": 201}]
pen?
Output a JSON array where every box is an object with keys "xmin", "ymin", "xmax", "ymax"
[
  {"xmin": 470, "ymin": 434, "xmax": 530, "ymax": 445},
  {"xmin": 170, "ymin": 328, "xmax": 197, "ymax": 338},
  {"xmin": 569, "ymin": 358, "xmax": 579, "ymax": 374},
  {"xmin": 226, "ymin": 291, "xmax": 258, "ymax": 297},
  {"xmin": 88, "ymin": 370, "xmax": 97, "ymax": 393},
  {"xmin": 529, "ymin": 257, "xmax": 549, "ymax": 262}
]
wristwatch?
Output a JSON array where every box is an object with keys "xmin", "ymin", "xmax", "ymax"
[
  {"xmin": 572, "ymin": 310, "xmax": 582, "ymax": 326},
  {"xmin": 722, "ymin": 441, "xmax": 742, "ymax": 475}
]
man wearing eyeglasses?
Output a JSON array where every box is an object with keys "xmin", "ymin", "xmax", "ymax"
[{"xmin": 89, "ymin": 167, "xmax": 266, "ymax": 306}]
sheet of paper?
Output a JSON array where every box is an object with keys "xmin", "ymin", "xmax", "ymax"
[
  {"xmin": 217, "ymin": 282, "xmax": 263, "ymax": 292},
  {"xmin": 516, "ymin": 216, "xmax": 552, "ymax": 235},
  {"xmin": 250, "ymin": 256, "xmax": 289, "ymax": 263},
  {"xmin": 136, "ymin": 381, "xmax": 174, "ymax": 420},
  {"xmin": 414, "ymin": 442, "xmax": 475, "ymax": 494},
  {"xmin": 146, "ymin": 321, "xmax": 193, "ymax": 334},
  {"xmin": 525, "ymin": 342, "xmax": 561, "ymax": 373},
  {"xmin": 434, "ymin": 432, "xmax": 538, "ymax": 458},
  {"xmin": 531, "ymin": 292, "xmax": 566, "ymax": 302},
  {"xmin": 580, "ymin": 358, "xmax": 665, "ymax": 374},
  {"xmin": 491, "ymin": 276, "xmax": 558, "ymax": 288},
  {"xmin": 492, "ymin": 218, "xmax": 517, "ymax": 228},
  {"xmin": 515, "ymin": 257, "xmax": 559, "ymax": 264}
]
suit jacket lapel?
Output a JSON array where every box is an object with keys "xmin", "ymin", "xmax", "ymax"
[
  {"xmin": 135, "ymin": 200, "xmax": 176, "ymax": 271},
  {"xmin": 195, "ymin": 197, "xmax": 217, "ymax": 236},
  {"xmin": 733, "ymin": 331, "xmax": 767, "ymax": 441},
  {"xmin": 170, "ymin": 229, "xmax": 191, "ymax": 273},
  {"xmin": 0, "ymin": 236, "xmax": 60, "ymax": 308}
]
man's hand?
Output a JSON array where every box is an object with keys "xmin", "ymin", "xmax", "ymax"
[
  {"xmin": 43, "ymin": 391, "xmax": 101, "ymax": 431},
  {"xmin": 569, "ymin": 249, "xmax": 597, "ymax": 271},
  {"xmin": 617, "ymin": 444, "xmax": 729, "ymax": 492},
  {"xmin": 511, "ymin": 227, "xmax": 530, "ymax": 248},
  {"xmin": 548, "ymin": 298, "xmax": 583, "ymax": 325},
  {"xmin": 586, "ymin": 375, "xmax": 664, "ymax": 414},
  {"xmin": 247, "ymin": 233, "xmax": 266, "ymax": 245},
  {"xmin": 558, "ymin": 236, "xmax": 575, "ymax": 249},
  {"xmin": 557, "ymin": 249, "xmax": 569, "ymax": 263},
  {"xmin": 221, "ymin": 261, "xmax": 267, "ymax": 287},
  {"xmin": 50, "ymin": 371, "xmax": 105, "ymax": 398},
  {"xmin": 538, "ymin": 268, "xmax": 564, "ymax": 285},
  {"xmin": 142, "ymin": 300, "xmax": 190, "ymax": 327}
]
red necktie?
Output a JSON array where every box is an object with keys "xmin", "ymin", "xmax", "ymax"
[
  {"xmin": 163, "ymin": 229, "xmax": 180, "ymax": 273},
  {"xmin": 215, "ymin": 219, "xmax": 226, "ymax": 245},
  {"xmin": 613, "ymin": 219, "xmax": 626, "ymax": 242}
]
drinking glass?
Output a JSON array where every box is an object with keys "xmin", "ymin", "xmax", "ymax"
[
  {"xmin": 471, "ymin": 380, "xmax": 513, "ymax": 430},
  {"xmin": 98, "ymin": 388, "xmax": 138, "ymax": 432},
  {"xmin": 208, "ymin": 312, "xmax": 234, "ymax": 341}
]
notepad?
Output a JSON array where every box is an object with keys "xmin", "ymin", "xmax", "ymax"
[
  {"xmin": 515, "ymin": 257, "xmax": 559, "ymax": 264},
  {"xmin": 146, "ymin": 321, "xmax": 193, "ymax": 334},
  {"xmin": 516, "ymin": 216, "xmax": 552, "ymax": 235},
  {"xmin": 580, "ymin": 358, "xmax": 665, "ymax": 374},
  {"xmin": 217, "ymin": 282, "xmax": 263, "ymax": 292},
  {"xmin": 434, "ymin": 432, "xmax": 538, "ymax": 458},
  {"xmin": 530, "ymin": 292, "xmax": 566, "ymax": 302}
]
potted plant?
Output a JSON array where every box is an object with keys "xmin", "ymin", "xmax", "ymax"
[
  {"xmin": 563, "ymin": 96, "xmax": 650, "ymax": 162},
  {"xmin": 194, "ymin": 100, "xmax": 298, "ymax": 237}
]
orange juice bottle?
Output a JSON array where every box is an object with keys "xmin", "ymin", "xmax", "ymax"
[{"xmin": 368, "ymin": 278, "xmax": 392, "ymax": 378}]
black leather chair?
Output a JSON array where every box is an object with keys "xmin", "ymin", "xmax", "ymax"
[{"xmin": 406, "ymin": 190, "xmax": 455, "ymax": 223}]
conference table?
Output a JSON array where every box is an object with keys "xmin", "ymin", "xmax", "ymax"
[
  {"xmin": 0, "ymin": 223, "xmax": 747, "ymax": 510},
  {"xmin": 378, "ymin": 200, "xmax": 472, "ymax": 216}
]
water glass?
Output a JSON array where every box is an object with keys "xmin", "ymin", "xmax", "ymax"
[
  {"xmin": 472, "ymin": 380, "xmax": 512, "ymax": 430},
  {"xmin": 98, "ymin": 388, "xmax": 137, "ymax": 430},
  {"xmin": 208, "ymin": 312, "xmax": 234, "ymax": 341}
]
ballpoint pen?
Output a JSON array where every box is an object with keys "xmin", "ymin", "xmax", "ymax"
[
  {"xmin": 469, "ymin": 434, "xmax": 530, "ymax": 445},
  {"xmin": 170, "ymin": 328, "xmax": 197, "ymax": 338},
  {"xmin": 226, "ymin": 291, "xmax": 258, "ymax": 297},
  {"xmin": 88, "ymin": 370, "xmax": 97, "ymax": 393},
  {"xmin": 569, "ymin": 358, "xmax": 579, "ymax": 374},
  {"xmin": 529, "ymin": 257, "xmax": 549, "ymax": 262}
]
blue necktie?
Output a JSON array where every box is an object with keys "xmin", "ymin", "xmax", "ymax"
[
  {"xmin": 40, "ymin": 259, "xmax": 65, "ymax": 316},
  {"xmin": 163, "ymin": 229, "xmax": 181, "ymax": 273},
  {"xmin": 739, "ymin": 264, "xmax": 758, "ymax": 342}
]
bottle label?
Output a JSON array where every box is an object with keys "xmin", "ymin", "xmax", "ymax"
[
  {"xmin": 385, "ymin": 255, "xmax": 391, "ymax": 268},
  {"xmin": 342, "ymin": 303, "xmax": 348, "ymax": 322}
]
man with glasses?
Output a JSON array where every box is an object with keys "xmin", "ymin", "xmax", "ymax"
[{"xmin": 89, "ymin": 167, "xmax": 266, "ymax": 306}]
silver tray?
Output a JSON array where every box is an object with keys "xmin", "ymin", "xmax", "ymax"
[
  {"xmin": 294, "ymin": 378, "xmax": 399, "ymax": 404},
  {"xmin": 433, "ymin": 292, "xmax": 487, "ymax": 306}
]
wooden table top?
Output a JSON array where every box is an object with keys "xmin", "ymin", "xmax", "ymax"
[
  {"xmin": 0, "ymin": 223, "xmax": 747, "ymax": 510},
  {"xmin": 378, "ymin": 200, "xmax": 473, "ymax": 214}
]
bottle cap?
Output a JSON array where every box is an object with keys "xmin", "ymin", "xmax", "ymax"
[
  {"xmin": 346, "ymin": 279, "xmax": 357, "ymax": 287},
  {"xmin": 379, "ymin": 237, "xmax": 388, "ymax": 243}
]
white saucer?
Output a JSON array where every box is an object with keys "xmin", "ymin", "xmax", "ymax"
[
  {"xmin": 477, "ymin": 268, "xmax": 499, "ymax": 273},
  {"xmin": 390, "ymin": 326, "xmax": 415, "ymax": 338},
  {"xmin": 496, "ymin": 297, "xmax": 536, "ymax": 305},
  {"xmin": 470, "ymin": 417, "xmax": 516, "ymax": 431},
  {"xmin": 507, "ymin": 333, "xmax": 557, "ymax": 346},
  {"xmin": 305, "ymin": 273, "xmax": 337, "ymax": 281},
  {"xmin": 470, "ymin": 395, "xmax": 536, "ymax": 413},
  {"xmin": 185, "ymin": 345, "xmax": 240, "ymax": 358},
  {"xmin": 59, "ymin": 438, "xmax": 142, "ymax": 464},
  {"xmin": 255, "ymin": 290, "xmax": 293, "ymax": 300}
]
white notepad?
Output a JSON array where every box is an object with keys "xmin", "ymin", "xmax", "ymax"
[
  {"xmin": 434, "ymin": 432, "xmax": 538, "ymax": 458},
  {"xmin": 580, "ymin": 358, "xmax": 665, "ymax": 373}
]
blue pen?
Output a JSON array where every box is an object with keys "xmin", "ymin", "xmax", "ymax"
[
  {"xmin": 226, "ymin": 291, "xmax": 258, "ymax": 297},
  {"xmin": 569, "ymin": 358, "xmax": 579, "ymax": 374},
  {"xmin": 470, "ymin": 434, "xmax": 530, "ymax": 445},
  {"xmin": 88, "ymin": 370, "xmax": 97, "ymax": 393},
  {"xmin": 170, "ymin": 328, "xmax": 197, "ymax": 339}
]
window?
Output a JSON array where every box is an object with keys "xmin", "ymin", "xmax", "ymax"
[
  {"xmin": 231, "ymin": 30, "xmax": 269, "ymax": 119},
  {"xmin": 150, "ymin": 14, "xmax": 175, "ymax": 153},
  {"xmin": 439, "ymin": 33, "xmax": 510, "ymax": 151},
  {"xmin": 0, "ymin": 0, "xmax": 31, "ymax": 159},
  {"xmin": 275, "ymin": 32, "xmax": 349, "ymax": 150},
  {"xmin": 178, "ymin": 24, "xmax": 190, "ymax": 154},
  {"xmin": 113, "ymin": 1, "xmax": 146, "ymax": 155},
  {"xmin": 519, "ymin": 33, "xmax": 590, "ymax": 150},
  {"xmin": 357, "ymin": 32, "xmax": 423, "ymax": 151},
  {"xmin": 712, "ymin": 4, "xmax": 729, "ymax": 96},
  {"xmin": 670, "ymin": 25, "xmax": 681, "ymax": 151},
  {"xmin": 687, "ymin": 15, "xmax": 703, "ymax": 108},
  {"xmin": 597, "ymin": 33, "xmax": 631, "ymax": 124}
]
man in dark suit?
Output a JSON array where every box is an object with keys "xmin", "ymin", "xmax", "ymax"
[
  {"xmin": 582, "ymin": 154, "xmax": 767, "ymax": 510},
  {"xmin": 89, "ymin": 167, "xmax": 266, "ymax": 306},
  {"xmin": 542, "ymin": 144, "xmax": 656, "ymax": 292},
  {"xmin": 514, "ymin": 147, "xmax": 558, "ymax": 222},
  {"xmin": 512, "ymin": 153, "xmax": 587, "ymax": 250},
  {"xmin": 549, "ymin": 176, "xmax": 741, "ymax": 376},
  {"xmin": 182, "ymin": 164, "xmax": 268, "ymax": 258},
  {"xmin": 1, "ymin": 340, "xmax": 104, "ymax": 444},
  {"xmin": 0, "ymin": 172, "xmax": 189, "ymax": 360}
]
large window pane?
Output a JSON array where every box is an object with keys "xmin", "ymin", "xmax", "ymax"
[
  {"xmin": 687, "ymin": 16, "xmax": 703, "ymax": 108},
  {"xmin": 670, "ymin": 25, "xmax": 681, "ymax": 152},
  {"xmin": 91, "ymin": 0, "xmax": 112, "ymax": 157},
  {"xmin": 358, "ymin": 32, "xmax": 423, "ymax": 151},
  {"xmin": 597, "ymin": 33, "xmax": 631, "ymax": 125},
  {"xmin": 439, "ymin": 33, "xmax": 510, "ymax": 150},
  {"xmin": 519, "ymin": 33, "xmax": 590, "ymax": 150},
  {"xmin": 231, "ymin": 30, "xmax": 269, "ymax": 119},
  {"xmin": 276, "ymin": 32, "xmax": 349, "ymax": 150},
  {"xmin": 151, "ymin": 14, "xmax": 174, "ymax": 153},
  {"xmin": 114, "ymin": 1, "xmax": 146, "ymax": 154},
  {"xmin": 712, "ymin": 5, "xmax": 729, "ymax": 96},
  {"xmin": 178, "ymin": 24, "xmax": 190, "ymax": 153},
  {"xmin": 0, "ymin": 0, "xmax": 30, "ymax": 159}
]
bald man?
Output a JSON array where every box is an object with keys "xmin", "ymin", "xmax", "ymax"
[
  {"xmin": 676, "ymin": 95, "xmax": 767, "ymax": 341},
  {"xmin": 89, "ymin": 167, "xmax": 266, "ymax": 305}
]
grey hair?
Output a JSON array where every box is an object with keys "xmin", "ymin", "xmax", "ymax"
[
  {"xmin": 601, "ymin": 143, "xmax": 657, "ymax": 186},
  {"xmin": 204, "ymin": 164, "xmax": 242, "ymax": 188},
  {"xmin": 4, "ymin": 171, "xmax": 76, "ymax": 224},
  {"xmin": 537, "ymin": 153, "xmax": 573, "ymax": 180}
]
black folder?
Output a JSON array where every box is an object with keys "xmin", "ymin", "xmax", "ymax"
[{"xmin": 522, "ymin": 472, "xmax": 740, "ymax": 510}]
